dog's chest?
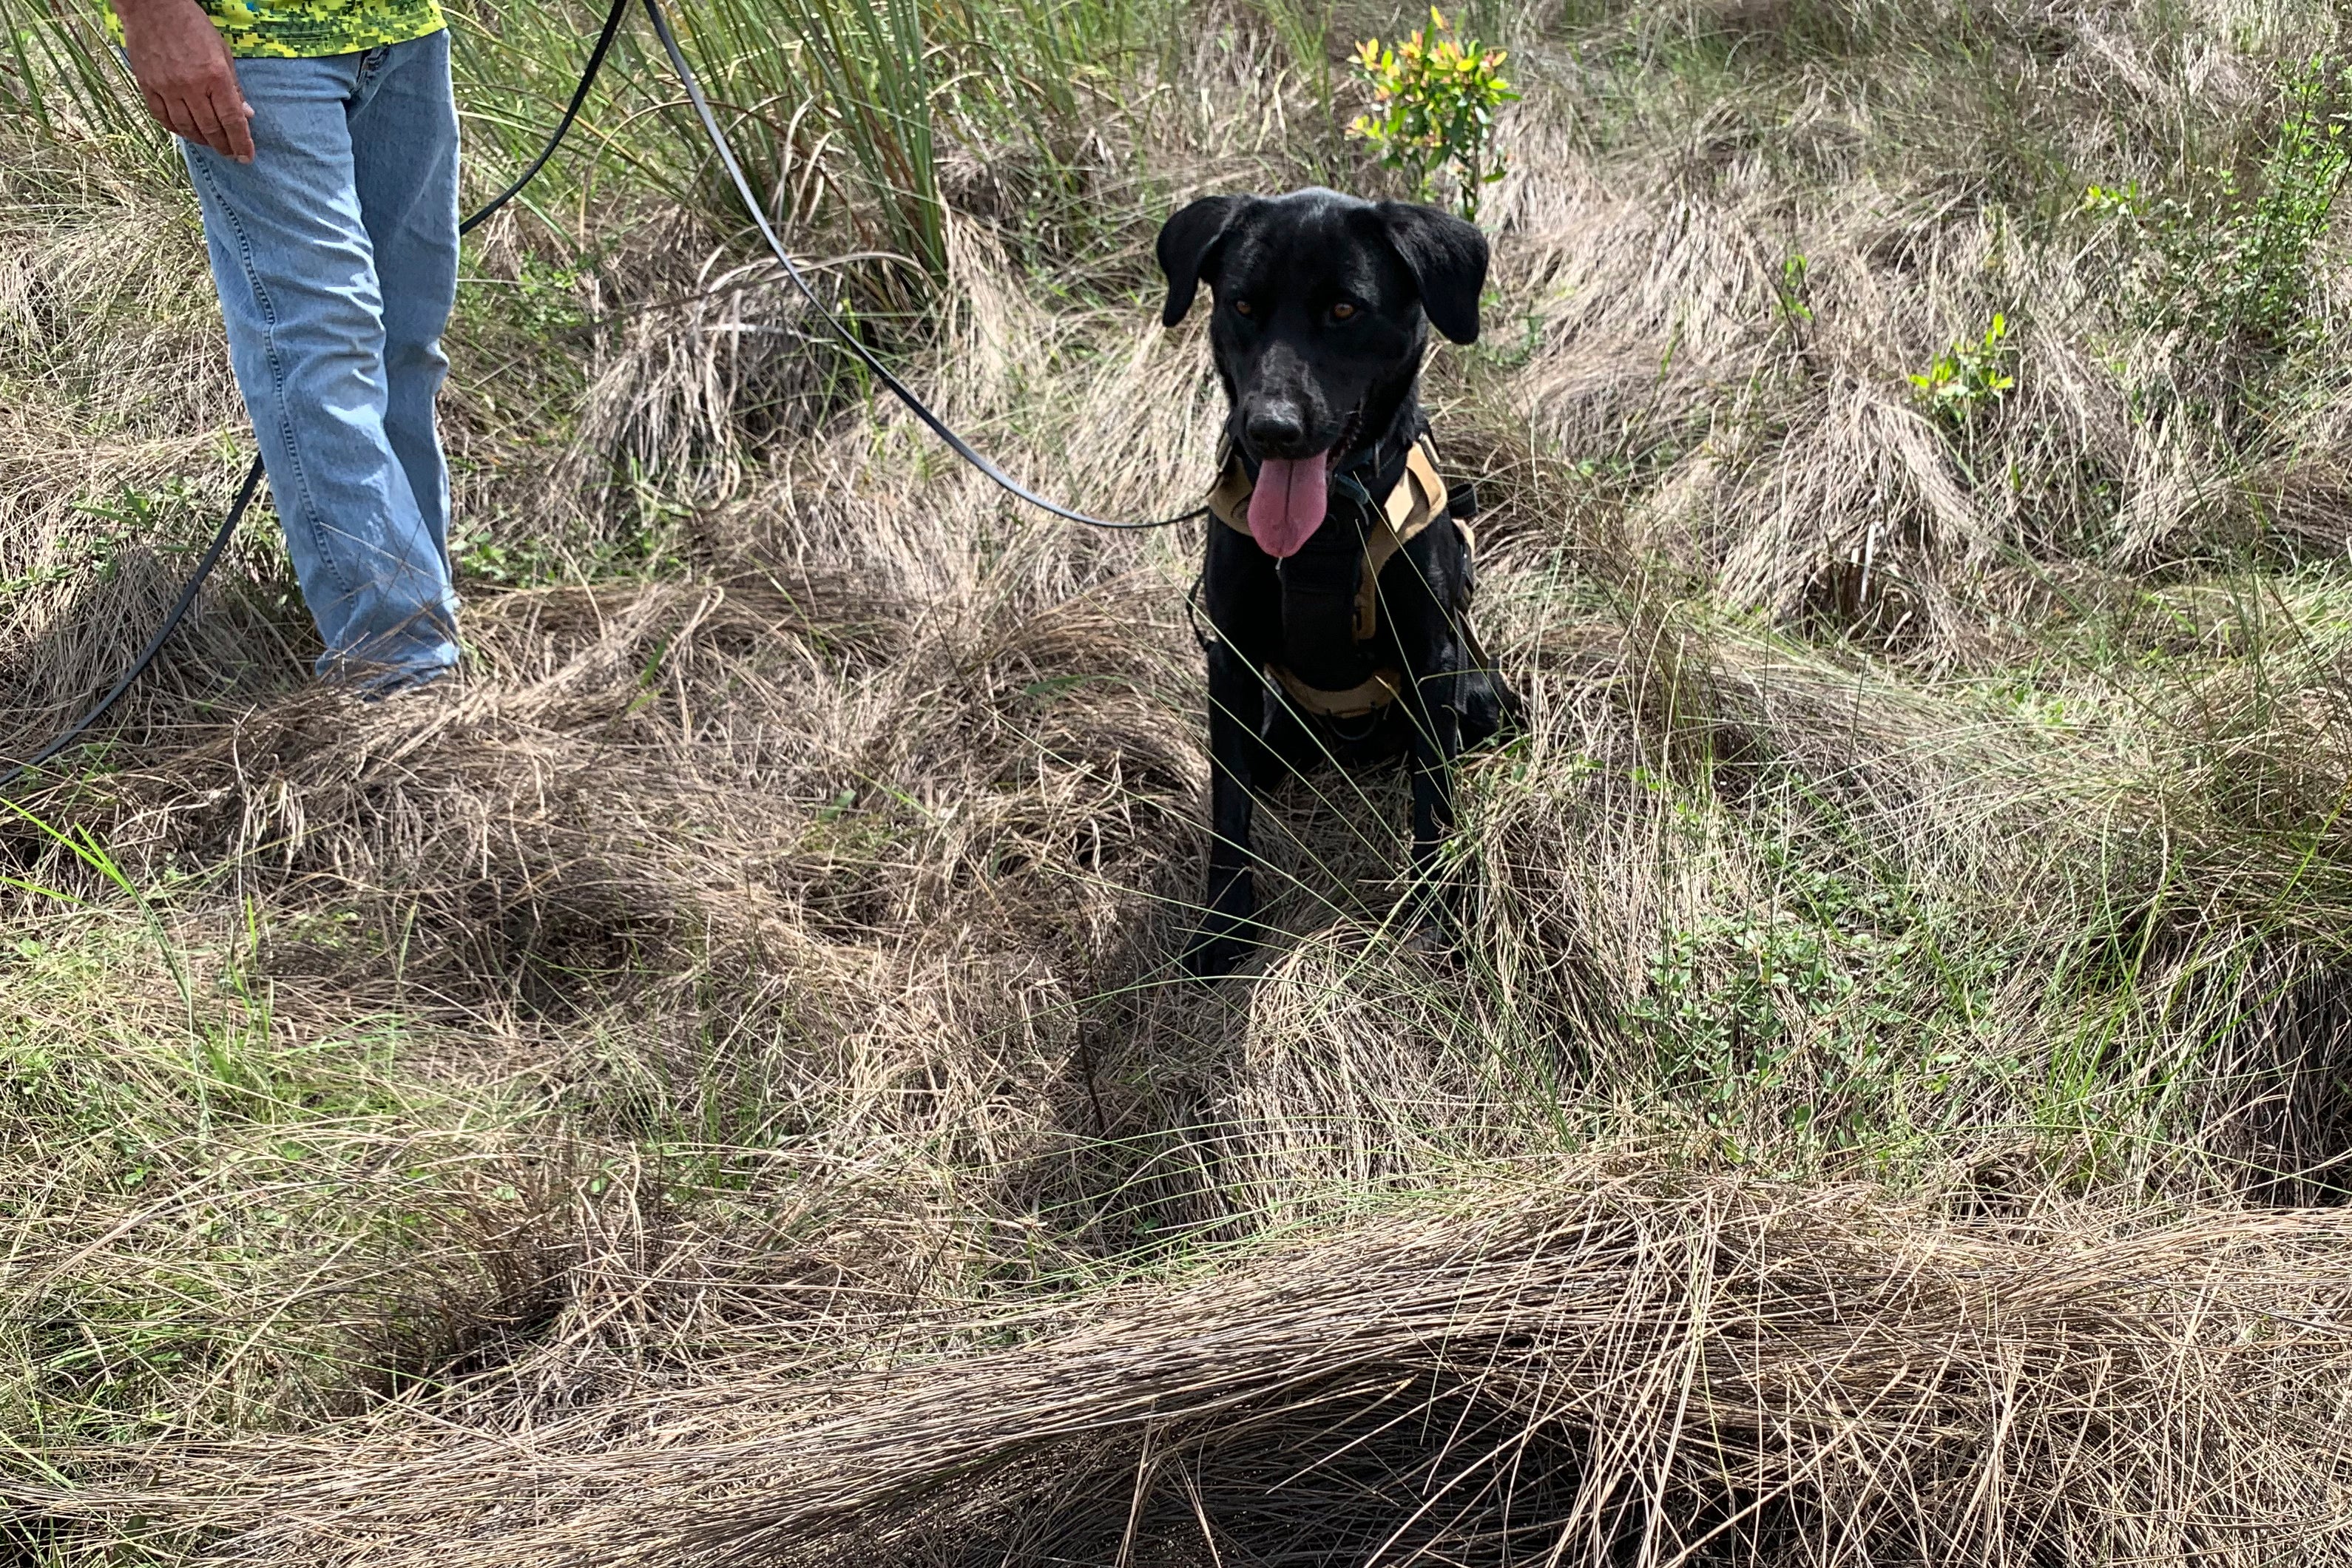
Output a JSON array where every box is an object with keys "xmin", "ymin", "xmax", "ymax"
[{"xmin": 1277, "ymin": 520, "xmax": 1387, "ymax": 691}]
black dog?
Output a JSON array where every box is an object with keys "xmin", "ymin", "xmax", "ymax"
[{"xmin": 1156, "ymin": 188, "xmax": 1517, "ymax": 976}]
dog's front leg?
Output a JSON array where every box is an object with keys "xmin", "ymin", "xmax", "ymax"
[
  {"xmin": 1185, "ymin": 639, "xmax": 1263, "ymax": 976},
  {"xmin": 1394, "ymin": 526, "xmax": 1481, "ymax": 944},
  {"xmin": 1405, "ymin": 668, "xmax": 1464, "ymax": 890},
  {"xmin": 1399, "ymin": 619, "xmax": 1470, "ymax": 949}
]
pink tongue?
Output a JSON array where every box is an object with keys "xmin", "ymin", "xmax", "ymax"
[{"xmin": 1246, "ymin": 456, "xmax": 1329, "ymax": 558}]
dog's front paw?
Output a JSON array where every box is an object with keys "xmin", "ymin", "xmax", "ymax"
[
  {"xmin": 1184, "ymin": 873, "xmax": 1260, "ymax": 979},
  {"xmin": 1402, "ymin": 915, "xmax": 1463, "ymax": 972},
  {"xmin": 1183, "ymin": 899, "xmax": 1263, "ymax": 977}
]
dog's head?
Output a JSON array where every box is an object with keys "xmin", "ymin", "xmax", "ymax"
[{"xmin": 1155, "ymin": 187, "xmax": 1487, "ymax": 557}]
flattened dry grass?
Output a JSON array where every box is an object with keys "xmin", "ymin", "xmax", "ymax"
[
  {"xmin": 30, "ymin": 1177, "xmax": 2352, "ymax": 1567},
  {"xmin": 11, "ymin": 0, "xmax": 2352, "ymax": 1561}
]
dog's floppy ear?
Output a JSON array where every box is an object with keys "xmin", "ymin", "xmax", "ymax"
[
  {"xmin": 1378, "ymin": 202, "xmax": 1489, "ymax": 345},
  {"xmin": 1156, "ymin": 195, "xmax": 1245, "ymax": 328}
]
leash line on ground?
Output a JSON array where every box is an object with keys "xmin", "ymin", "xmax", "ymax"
[
  {"xmin": 0, "ymin": 456, "xmax": 265, "ymax": 800},
  {"xmin": 3, "ymin": 0, "xmax": 1198, "ymax": 800}
]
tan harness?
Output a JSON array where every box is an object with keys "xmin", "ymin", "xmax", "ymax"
[{"xmin": 1205, "ymin": 436, "xmax": 1462, "ymax": 720}]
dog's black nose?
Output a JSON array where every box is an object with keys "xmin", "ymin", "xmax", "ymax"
[{"xmin": 1246, "ymin": 404, "xmax": 1307, "ymax": 456}]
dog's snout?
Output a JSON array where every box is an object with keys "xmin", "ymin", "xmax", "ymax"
[{"xmin": 1246, "ymin": 402, "xmax": 1308, "ymax": 456}]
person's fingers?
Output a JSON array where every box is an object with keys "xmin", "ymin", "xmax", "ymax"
[
  {"xmin": 183, "ymin": 90, "xmax": 233, "ymax": 158},
  {"xmin": 214, "ymin": 81, "xmax": 256, "ymax": 162},
  {"xmin": 141, "ymin": 87, "xmax": 172, "ymax": 135},
  {"xmin": 159, "ymin": 92, "xmax": 206, "ymax": 146},
  {"xmin": 180, "ymin": 91, "xmax": 229, "ymax": 157}
]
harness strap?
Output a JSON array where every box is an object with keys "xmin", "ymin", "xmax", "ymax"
[
  {"xmin": 1268, "ymin": 663, "xmax": 1403, "ymax": 720},
  {"xmin": 1206, "ymin": 455, "xmax": 1254, "ymax": 537},
  {"xmin": 1361, "ymin": 439, "xmax": 1446, "ymax": 640}
]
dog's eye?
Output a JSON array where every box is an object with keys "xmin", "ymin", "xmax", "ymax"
[
  {"xmin": 1331, "ymin": 302, "xmax": 1358, "ymax": 321},
  {"xmin": 1232, "ymin": 299, "xmax": 1254, "ymax": 317}
]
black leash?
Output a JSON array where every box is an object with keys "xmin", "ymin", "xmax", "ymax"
[
  {"xmin": 7, "ymin": 0, "xmax": 1200, "ymax": 799},
  {"xmin": 0, "ymin": 0, "xmax": 634, "ymax": 799},
  {"xmin": 0, "ymin": 456, "xmax": 267, "ymax": 800}
]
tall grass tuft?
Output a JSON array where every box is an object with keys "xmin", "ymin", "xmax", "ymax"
[
  {"xmin": 466, "ymin": 0, "xmax": 1155, "ymax": 299},
  {"xmin": 643, "ymin": 0, "xmax": 944, "ymax": 294},
  {"xmin": 10, "ymin": 0, "xmax": 1154, "ymax": 302},
  {"xmin": 0, "ymin": 0, "xmax": 161, "ymax": 150}
]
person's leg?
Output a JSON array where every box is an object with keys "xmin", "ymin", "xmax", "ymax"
[
  {"xmin": 180, "ymin": 52, "xmax": 459, "ymax": 689},
  {"xmin": 348, "ymin": 30, "xmax": 459, "ymax": 585}
]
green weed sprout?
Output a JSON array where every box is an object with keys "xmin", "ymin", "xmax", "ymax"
[
  {"xmin": 1348, "ymin": 8, "xmax": 1518, "ymax": 223},
  {"xmin": 1910, "ymin": 313, "xmax": 2015, "ymax": 423}
]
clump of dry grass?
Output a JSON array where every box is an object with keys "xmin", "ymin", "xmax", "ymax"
[
  {"xmin": 0, "ymin": 129, "xmax": 289, "ymax": 749},
  {"xmin": 1494, "ymin": 0, "xmax": 2352, "ymax": 662},
  {"xmin": 24, "ymin": 1173, "xmax": 2352, "ymax": 1567}
]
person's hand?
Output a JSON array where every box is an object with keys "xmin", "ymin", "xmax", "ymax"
[{"xmin": 116, "ymin": 0, "xmax": 254, "ymax": 163}]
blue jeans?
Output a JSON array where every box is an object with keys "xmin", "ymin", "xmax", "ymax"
[{"xmin": 180, "ymin": 30, "xmax": 460, "ymax": 688}]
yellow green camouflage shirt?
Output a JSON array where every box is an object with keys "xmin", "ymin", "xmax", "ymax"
[{"xmin": 104, "ymin": 0, "xmax": 445, "ymax": 60}]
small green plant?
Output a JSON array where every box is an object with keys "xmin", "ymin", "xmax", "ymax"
[
  {"xmin": 1909, "ymin": 313, "xmax": 2015, "ymax": 423},
  {"xmin": 1620, "ymin": 862, "xmax": 1937, "ymax": 1146},
  {"xmin": 1348, "ymin": 8, "xmax": 1519, "ymax": 222},
  {"xmin": 498, "ymin": 250, "xmax": 589, "ymax": 339},
  {"xmin": 1626, "ymin": 912, "xmax": 1842, "ymax": 1096},
  {"xmin": 1772, "ymin": 254, "xmax": 1814, "ymax": 324},
  {"xmin": 452, "ymin": 527, "xmax": 564, "ymax": 587}
]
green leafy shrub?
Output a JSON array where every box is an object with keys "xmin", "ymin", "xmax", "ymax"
[
  {"xmin": 1910, "ymin": 312, "xmax": 2015, "ymax": 423},
  {"xmin": 2087, "ymin": 57, "xmax": 2352, "ymax": 361},
  {"xmin": 1348, "ymin": 7, "xmax": 1518, "ymax": 221},
  {"xmin": 1626, "ymin": 910, "xmax": 1850, "ymax": 1099},
  {"xmin": 1624, "ymin": 913, "xmax": 1918, "ymax": 1135}
]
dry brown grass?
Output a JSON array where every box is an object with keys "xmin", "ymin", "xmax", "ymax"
[{"xmin": 28, "ymin": 1175, "xmax": 2352, "ymax": 1567}]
